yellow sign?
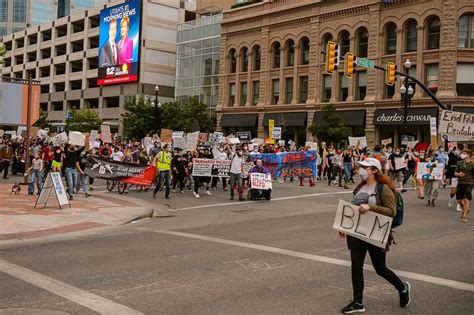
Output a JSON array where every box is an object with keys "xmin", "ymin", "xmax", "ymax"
[{"xmin": 268, "ymin": 119, "xmax": 275, "ymax": 143}]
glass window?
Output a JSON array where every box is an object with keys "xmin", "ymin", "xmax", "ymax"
[
  {"xmin": 272, "ymin": 79, "xmax": 279, "ymax": 105},
  {"xmin": 241, "ymin": 47, "xmax": 248, "ymax": 72},
  {"xmin": 357, "ymin": 28, "xmax": 369, "ymax": 58},
  {"xmin": 229, "ymin": 49, "xmax": 237, "ymax": 73},
  {"xmin": 385, "ymin": 23, "xmax": 397, "ymax": 55},
  {"xmin": 272, "ymin": 42, "xmax": 281, "ymax": 69},
  {"xmin": 13, "ymin": 0, "xmax": 27, "ymax": 22},
  {"xmin": 456, "ymin": 63, "xmax": 474, "ymax": 96},
  {"xmin": 253, "ymin": 46, "xmax": 261, "ymax": 71},
  {"xmin": 32, "ymin": 2, "xmax": 54, "ymax": 25},
  {"xmin": 356, "ymin": 71, "xmax": 367, "ymax": 101},
  {"xmin": 0, "ymin": 27, "xmax": 7, "ymax": 37},
  {"xmin": 425, "ymin": 64, "xmax": 439, "ymax": 94},
  {"xmin": 300, "ymin": 37, "xmax": 310, "ymax": 65},
  {"xmin": 229, "ymin": 83, "xmax": 236, "ymax": 106},
  {"xmin": 340, "ymin": 74, "xmax": 348, "ymax": 101},
  {"xmin": 12, "ymin": 27, "xmax": 24, "ymax": 33},
  {"xmin": 458, "ymin": 14, "xmax": 474, "ymax": 48},
  {"xmin": 426, "ymin": 16, "xmax": 440, "ymax": 50},
  {"xmin": 339, "ymin": 31, "xmax": 350, "ymax": 57},
  {"xmin": 322, "ymin": 75, "xmax": 332, "ymax": 102},
  {"xmin": 252, "ymin": 81, "xmax": 259, "ymax": 105},
  {"xmin": 285, "ymin": 78, "xmax": 293, "ymax": 104},
  {"xmin": 405, "ymin": 20, "xmax": 418, "ymax": 52},
  {"xmin": 300, "ymin": 76, "xmax": 308, "ymax": 103},
  {"xmin": 0, "ymin": 0, "xmax": 7, "ymax": 22},
  {"xmin": 240, "ymin": 82, "xmax": 247, "ymax": 106},
  {"xmin": 286, "ymin": 40, "xmax": 295, "ymax": 67}
]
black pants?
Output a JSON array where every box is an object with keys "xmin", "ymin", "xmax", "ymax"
[
  {"xmin": 348, "ymin": 236, "xmax": 405, "ymax": 304},
  {"xmin": 211, "ymin": 176, "xmax": 227, "ymax": 189},
  {"xmin": 172, "ymin": 171, "xmax": 186, "ymax": 191},
  {"xmin": 193, "ymin": 176, "xmax": 209, "ymax": 194},
  {"xmin": 2, "ymin": 160, "xmax": 9, "ymax": 179}
]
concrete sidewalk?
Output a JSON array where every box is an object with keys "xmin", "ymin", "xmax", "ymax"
[{"xmin": 0, "ymin": 182, "xmax": 162, "ymax": 241}]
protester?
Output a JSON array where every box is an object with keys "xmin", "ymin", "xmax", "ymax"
[
  {"xmin": 42, "ymin": 143, "xmax": 53, "ymax": 176},
  {"xmin": 424, "ymin": 152, "xmax": 440, "ymax": 207},
  {"xmin": 447, "ymin": 146, "xmax": 462, "ymax": 211},
  {"xmin": 211, "ymin": 144, "xmax": 229, "ymax": 191},
  {"xmin": 229, "ymin": 147, "xmax": 245, "ymax": 201},
  {"xmin": 76, "ymin": 151, "xmax": 91, "ymax": 198},
  {"xmin": 455, "ymin": 149, "xmax": 473, "ymax": 223},
  {"xmin": 388, "ymin": 147, "xmax": 407, "ymax": 193},
  {"xmin": 64, "ymin": 144, "xmax": 83, "ymax": 200},
  {"xmin": 52, "ymin": 145, "xmax": 64, "ymax": 172},
  {"xmin": 153, "ymin": 143, "xmax": 172, "ymax": 199},
  {"xmin": 0, "ymin": 139, "xmax": 13, "ymax": 179},
  {"xmin": 248, "ymin": 159, "xmax": 271, "ymax": 200},
  {"xmin": 342, "ymin": 148, "xmax": 353, "ymax": 189},
  {"xmin": 171, "ymin": 148, "xmax": 188, "ymax": 193},
  {"xmin": 27, "ymin": 152, "xmax": 44, "ymax": 195}
]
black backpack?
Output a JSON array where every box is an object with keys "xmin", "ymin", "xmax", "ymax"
[{"xmin": 376, "ymin": 183, "xmax": 404, "ymax": 228}]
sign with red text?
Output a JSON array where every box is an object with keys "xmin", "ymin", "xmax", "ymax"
[{"xmin": 250, "ymin": 173, "xmax": 272, "ymax": 190}]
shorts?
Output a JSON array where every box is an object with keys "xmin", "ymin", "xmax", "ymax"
[
  {"xmin": 52, "ymin": 160, "xmax": 62, "ymax": 169},
  {"xmin": 456, "ymin": 184, "xmax": 472, "ymax": 201},
  {"xmin": 450, "ymin": 178, "xmax": 458, "ymax": 188},
  {"xmin": 389, "ymin": 170, "xmax": 403, "ymax": 182}
]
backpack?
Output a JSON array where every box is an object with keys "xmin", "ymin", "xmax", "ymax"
[{"xmin": 376, "ymin": 183, "xmax": 404, "ymax": 228}]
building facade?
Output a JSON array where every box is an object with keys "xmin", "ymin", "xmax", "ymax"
[
  {"xmin": 1, "ymin": 0, "xmax": 195, "ymax": 133},
  {"xmin": 216, "ymin": 0, "xmax": 474, "ymax": 147}
]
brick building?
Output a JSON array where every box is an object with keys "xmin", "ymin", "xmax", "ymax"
[{"xmin": 216, "ymin": 0, "xmax": 474, "ymax": 147}]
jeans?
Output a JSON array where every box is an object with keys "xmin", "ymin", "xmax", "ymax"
[
  {"xmin": 76, "ymin": 173, "xmax": 90, "ymax": 194},
  {"xmin": 65, "ymin": 167, "xmax": 77, "ymax": 196},
  {"xmin": 229, "ymin": 173, "xmax": 243, "ymax": 197},
  {"xmin": 343, "ymin": 162, "xmax": 352, "ymax": 183},
  {"xmin": 348, "ymin": 236, "xmax": 405, "ymax": 304},
  {"xmin": 28, "ymin": 169, "xmax": 42, "ymax": 194},
  {"xmin": 154, "ymin": 170, "xmax": 170, "ymax": 197}
]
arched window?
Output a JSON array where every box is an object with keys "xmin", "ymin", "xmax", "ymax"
[
  {"xmin": 229, "ymin": 49, "xmax": 237, "ymax": 73},
  {"xmin": 426, "ymin": 16, "xmax": 440, "ymax": 50},
  {"xmin": 286, "ymin": 39, "xmax": 295, "ymax": 67},
  {"xmin": 252, "ymin": 45, "xmax": 261, "ymax": 71},
  {"xmin": 241, "ymin": 47, "xmax": 248, "ymax": 72},
  {"xmin": 458, "ymin": 14, "xmax": 474, "ymax": 48},
  {"xmin": 405, "ymin": 19, "xmax": 418, "ymax": 52},
  {"xmin": 356, "ymin": 27, "xmax": 369, "ymax": 58},
  {"xmin": 339, "ymin": 30, "xmax": 350, "ymax": 56},
  {"xmin": 385, "ymin": 23, "xmax": 397, "ymax": 54},
  {"xmin": 321, "ymin": 33, "xmax": 333, "ymax": 62},
  {"xmin": 272, "ymin": 42, "xmax": 281, "ymax": 69},
  {"xmin": 300, "ymin": 37, "xmax": 310, "ymax": 65}
]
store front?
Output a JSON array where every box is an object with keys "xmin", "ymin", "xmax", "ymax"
[
  {"xmin": 373, "ymin": 107, "xmax": 438, "ymax": 148},
  {"xmin": 262, "ymin": 112, "xmax": 307, "ymax": 146},
  {"xmin": 220, "ymin": 114, "xmax": 258, "ymax": 138},
  {"xmin": 313, "ymin": 110, "xmax": 366, "ymax": 137}
]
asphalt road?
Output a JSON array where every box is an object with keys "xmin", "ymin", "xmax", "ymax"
[{"xmin": 0, "ymin": 180, "xmax": 473, "ymax": 314}]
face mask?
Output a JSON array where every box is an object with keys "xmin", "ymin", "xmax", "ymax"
[
  {"xmin": 238, "ymin": 151, "xmax": 243, "ymax": 156},
  {"xmin": 359, "ymin": 168, "xmax": 369, "ymax": 181},
  {"xmin": 395, "ymin": 151, "xmax": 400, "ymax": 155},
  {"xmin": 460, "ymin": 153, "xmax": 467, "ymax": 160},
  {"xmin": 420, "ymin": 155, "xmax": 424, "ymax": 159},
  {"xmin": 439, "ymin": 148, "xmax": 444, "ymax": 153}
]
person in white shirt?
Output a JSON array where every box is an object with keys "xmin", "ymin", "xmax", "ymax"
[
  {"xmin": 229, "ymin": 148, "xmax": 245, "ymax": 201},
  {"xmin": 110, "ymin": 146, "xmax": 124, "ymax": 162}
]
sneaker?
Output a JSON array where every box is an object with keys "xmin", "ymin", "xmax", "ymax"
[
  {"xmin": 399, "ymin": 282, "xmax": 411, "ymax": 308},
  {"xmin": 456, "ymin": 204, "xmax": 463, "ymax": 212},
  {"xmin": 341, "ymin": 301, "xmax": 365, "ymax": 313},
  {"xmin": 401, "ymin": 189, "xmax": 407, "ymax": 193},
  {"xmin": 238, "ymin": 196, "xmax": 245, "ymax": 202},
  {"xmin": 181, "ymin": 190, "xmax": 185, "ymax": 194},
  {"xmin": 206, "ymin": 190, "xmax": 212, "ymax": 196},
  {"xmin": 172, "ymin": 189, "xmax": 176, "ymax": 193},
  {"xmin": 230, "ymin": 196, "xmax": 234, "ymax": 200},
  {"xmin": 195, "ymin": 193, "xmax": 200, "ymax": 199},
  {"xmin": 85, "ymin": 193, "xmax": 91, "ymax": 198},
  {"xmin": 448, "ymin": 197, "xmax": 454, "ymax": 208}
]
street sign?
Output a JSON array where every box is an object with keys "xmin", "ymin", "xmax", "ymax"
[{"xmin": 356, "ymin": 58, "xmax": 375, "ymax": 69}]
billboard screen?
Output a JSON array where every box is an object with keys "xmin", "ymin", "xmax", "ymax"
[
  {"xmin": 0, "ymin": 79, "xmax": 40, "ymax": 125},
  {"xmin": 98, "ymin": 0, "xmax": 141, "ymax": 85}
]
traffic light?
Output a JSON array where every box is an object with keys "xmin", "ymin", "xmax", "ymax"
[
  {"xmin": 386, "ymin": 62, "xmax": 397, "ymax": 86},
  {"xmin": 344, "ymin": 52, "xmax": 356, "ymax": 78},
  {"xmin": 325, "ymin": 41, "xmax": 340, "ymax": 75}
]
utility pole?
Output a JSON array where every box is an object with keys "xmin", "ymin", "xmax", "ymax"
[{"xmin": 24, "ymin": 75, "xmax": 33, "ymax": 184}]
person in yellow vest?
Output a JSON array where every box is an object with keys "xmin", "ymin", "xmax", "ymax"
[{"xmin": 153, "ymin": 144, "xmax": 172, "ymax": 199}]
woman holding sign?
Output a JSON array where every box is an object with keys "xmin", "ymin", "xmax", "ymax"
[{"xmin": 339, "ymin": 158, "xmax": 411, "ymax": 314}]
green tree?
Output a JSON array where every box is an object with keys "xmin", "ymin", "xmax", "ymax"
[
  {"xmin": 307, "ymin": 103, "xmax": 352, "ymax": 146},
  {"xmin": 160, "ymin": 97, "xmax": 214, "ymax": 133},
  {"xmin": 66, "ymin": 108, "xmax": 102, "ymax": 132},
  {"xmin": 33, "ymin": 110, "xmax": 53, "ymax": 130},
  {"xmin": 0, "ymin": 43, "xmax": 6, "ymax": 65},
  {"xmin": 121, "ymin": 97, "xmax": 156, "ymax": 140}
]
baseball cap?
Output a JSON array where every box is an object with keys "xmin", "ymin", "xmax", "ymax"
[{"xmin": 357, "ymin": 158, "xmax": 382, "ymax": 171}]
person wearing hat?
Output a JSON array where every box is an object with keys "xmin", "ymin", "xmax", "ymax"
[{"xmin": 339, "ymin": 158, "xmax": 411, "ymax": 313}]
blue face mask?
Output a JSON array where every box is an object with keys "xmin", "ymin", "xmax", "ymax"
[{"xmin": 359, "ymin": 168, "xmax": 369, "ymax": 181}]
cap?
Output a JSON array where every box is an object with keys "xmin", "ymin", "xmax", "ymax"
[{"xmin": 357, "ymin": 158, "xmax": 382, "ymax": 171}]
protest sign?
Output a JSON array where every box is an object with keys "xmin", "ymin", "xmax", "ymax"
[
  {"xmin": 100, "ymin": 125, "xmax": 112, "ymax": 143},
  {"xmin": 89, "ymin": 130, "xmax": 98, "ymax": 143},
  {"xmin": 430, "ymin": 117, "xmax": 437, "ymax": 136},
  {"xmin": 29, "ymin": 126, "xmax": 39, "ymax": 138},
  {"xmin": 381, "ymin": 138, "xmax": 392, "ymax": 146},
  {"xmin": 278, "ymin": 140, "xmax": 286, "ymax": 147},
  {"xmin": 198, "ymin": 133, "xmax": 208, "ymax": 143},
  {"xmin": 250, "ymin": 173, "xmax": 273, "ymax": 190},
  {"xmin": 172, "ymin": 136, "xmax": 186, "ymax": 150},
  {"xmin": 210, "ymin": 132, "xmax": 224, "ymax": 146},
  {"xmin": 438, "ymin": 110, "xmax": 474, "ymax": 140},
  {"xmin": 417, "ymin": 162, "xmax": 444, "ymax": 180},
  {"xmin": 348, "ymin": 136, "xmax": 367, "ymax": 148},
  {"xmin": 17, "ymin": 126, "xmax": 27, "ymax": 138},
  {"xmin": 5, "ymin": 131, "xmax": 16, "ymax": 138},
  {"xmin": 249, "ymin": 151, "xmax": 318, "ymax": 179},
  {"xmin": 192, "ymin": 158, "xmax": 231, "ymax": 177},
  {"xmin": 186, "ymin": 131, "xmax": 199, "ymax": 152},
  {"xmin": 37, "ymin": 129, "xmax": 48, "ymax": 139},
  {"xmin": 251, "ymin": 138, "xmax": 264, "ymax": 145},
  {"xmin": 272, "ymin": 127, "xmax": 282, "ymax": 140},
  {"xmin": 68, "ymin": 131, "xmax": 85, "ymax": 146},
  {"xmin": 228, "ymin": 137, "xmax": 240, "ymax": 145},
  {"xmin": 52, "ymin": 132, "xmax": 68, "ymax": 146},
  {"xmin": 172, "ymin": 131, "xmax": 185, "ymax": 138},
  {"xmin": 305, "ymin": 142, "xmax": 318, "ymax": 151},
  {"xmin": 333, "ymin": 200, "xmax": 393, "ymax": 249},
  {"xmin": 406, "ymin": 140, "xmax": 418, "ymax": 148},
  {"xmin": 236, "ymin": 132, "xmax": 252, "ymax": 143},
  {"xmin": 394, "ymin": 157, "xmax": 406, "ymax": 170},
  {"xmin": 288, "ymin": 140, "xmax": 295, "ymax": 146},
  {"xmin": 160, "ymin": 129, "xmax": 173, "ymax": 143},
  {"xmin": 0, "ymin": 129, "xmax": 3, "ymax": 137},
  {"xmin": 242, "ymin": 162, "xmax": 254, "ymax": 178}
]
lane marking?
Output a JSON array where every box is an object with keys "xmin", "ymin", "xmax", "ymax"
[
  {"xmin": 0, "ymin": 259, "xmax": 144, "ymax": 314},
  {"xmin": 176, "ymin": 191, "xmax": 353, "ymax": 211},
  {"xmin": 148, "ymin": 229, "xmax": 474, "ymax": 293}
]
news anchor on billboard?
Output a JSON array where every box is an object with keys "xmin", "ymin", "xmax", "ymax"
[
  {"xmin": 118, "ymin": 16, "xmax": 133, "ymax": 65},
  {"xmin": 99, "ymin": 18, "xmax": 119, "ymax": 67}
]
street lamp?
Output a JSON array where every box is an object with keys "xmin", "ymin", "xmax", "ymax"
[
  {"xmin": 400, "ymin": 59, "xmax": 414, "ymax": 127},
  {"xmin": 154, "ymin": 85, "xmax": 162, "ymax": 134}
]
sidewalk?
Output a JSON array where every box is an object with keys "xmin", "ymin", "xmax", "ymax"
[{"xmin": 0, "ymin": 181, "xmax": 158, "ymax": 241}]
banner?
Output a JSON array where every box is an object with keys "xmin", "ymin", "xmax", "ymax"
[
  {"xmin": 349, "ymin": 136, "xmax": 367, "ymax": 148},
  {"xmin": 333, "ymin": 200, "xmax": 392, "ymax": 249},
  {"xmin": 417, "ymin": 162, "xmax": 444, "ymax": 180},
  {"xmin": 250, "ymin": 173, "xmax": 272, "ymax": 190},
  {"xmin": 236, "ymin": 132, "xmax": 251, "ymax": 143},
  {"xmin": 249, "ymin": 151, "xmax": 318, "ymax": 179},
  {"xmin": 192, "ymin": 158, "xmax": 231, "ymax": 177},
  {"xmin": 438, "ymin": 110, "xmax": 474, "ymax": 140}
]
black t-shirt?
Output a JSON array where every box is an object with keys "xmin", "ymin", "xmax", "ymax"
[
  {"xmin": 342, "ymin": 153, "xmax": 352, "ymax": 163},
  {"xmin": 327, "ymin": 153, "xmax": 334, "ymax": 167},
  {"xmin": 78, "ymin": 156, "xmax": 88, "ymax": 171}
]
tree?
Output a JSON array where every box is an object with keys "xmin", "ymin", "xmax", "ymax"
[
  {"xmin": 33, "ymin": 110, "xmax": 53, "ymax": 130},
  {"xmin": 307, "ymin": 103, "xmax": 352, "ymax": 146},
  {"xmin": 160, "ymin": 97, "xmax": 214, "ymax": 133},
  {"xmin": 66, "ymin": 108, "xmax": 102, "ymax": 132},
  {"xmin": 0, "ymin": 43, "xmax": 6, "ymax": 65},
  {"xmin": 121, "ymin": 97, "xmax": 155, "ymax": 140}
]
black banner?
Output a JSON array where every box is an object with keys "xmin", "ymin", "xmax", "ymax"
[
  {"xmin": 85, "ymin": 156, "xmax": 149, "ymax": 180},
  {"xmin": 236, "ymin": 132, "xmax": 252, "ymax": 142}
]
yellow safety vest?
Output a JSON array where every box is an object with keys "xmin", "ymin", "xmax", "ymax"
[{"xmin": 156, "ymin": 151, "xmax": 171, "ymax": 171}]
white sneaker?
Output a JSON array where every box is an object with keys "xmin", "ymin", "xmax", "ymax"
[
  {"xmin": 206, "ymin": 191, "xmax": 212, "ymax": 196},
  {"xmin": 195, "ymin": 193, "xmax": 200, "ymax": 199},
  {"xmin": 172, "ymin": 189, "xmax": 176, "ymax": 193},
  {"xmin": 456, "ymin": 204, "xmax": 463, "ymax": 212},
  {"xmin": 181, "ymin": 190, "xmax": 185, "ymax": 194},
  {"xmin": 448, "ymin": 197, "xmax": 454, "ymax": 208}
]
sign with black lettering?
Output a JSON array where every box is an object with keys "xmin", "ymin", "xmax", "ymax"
[
  {"xmin": 438, "ymin": 110, "xmax": 474, "ymax": 140},
  {"xmin": 333, "ymin": 200, "xmax": 393, "ymax": 249},
  {"xmin": 34, "ymin": 172, "xmax": 70, "ymax": 210},
  {"xmin": 192, "ymin": 158, "xmax": 231, "ymax": 177},
  {"xmin": 236, "ymin": 132, "xmax": 252, "ymax": 142}
]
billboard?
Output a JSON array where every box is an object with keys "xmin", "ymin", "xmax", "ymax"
[
  {"xmin": 98, "ymin": 0, "xmax": 141, "ymax": 85},
  {"xmin": 0, "ymin": 78, "xmax": 40, "ymax": 125}
]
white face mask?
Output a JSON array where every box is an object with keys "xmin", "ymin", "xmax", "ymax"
[
  {"xmin": 460, "ymin": 153, "xmax": 467, "ymax": 160},
  {"xmin": 359, "ymin": 168, "xmax": 369, "ymax": 181}
]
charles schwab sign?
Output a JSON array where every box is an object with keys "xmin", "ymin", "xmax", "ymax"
[{"xmin": 373, "ymin": 108, "xmax": 438, "ymax": 125}]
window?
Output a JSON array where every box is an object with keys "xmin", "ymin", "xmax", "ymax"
[
  {"xmin": 0, "ymin": 0, "xmax": 7, "ymax": 22},
  {"xmin": 357, "ymin": 28, "xmax": 369, "ymax": 58},
  {"xmin": 385, "ymin": 23, "xmax": 397, "ymax": 54},
  {"xmin": 339, "ymin": 31, "xmax": 350, "ymax": 57},
  {"xmin": 285, "ymin": 78, "xmax": 293, "ymax": 104},
  {"xmin": 229, "ymin": 49, "xmax": 237, "ymax": 73},
  {"xmin": 253, "ymin": 45, "xmax": 261, "ymax": 71},
  {"xmin": 13, "ymin": 0, "xmax": 26, "ymax": 22},
  {"xmin": 229, "ymin": 83, "xmax": 236, "ymax": 106},
  {"xmin": 425, "ymin": 64, "xmax": 439, "ymax": 94},
  {"xmin": 426, "ymin": 16, "xmax": 440, "ymax": 50},
  {"xmin": 0, "ymin": 27, "xmax": 7, "ymax": 37},
  {"xmin": 272, "ymin": 79, "xmax": 279, "ymax": 105},
  {"xmin": 405, "ymin": 20, "xmax": 418, "ymax": 52},
  {"xmin": 272, "ymin": 42, "xmax": 281, "ymax": 68},
  {"xmin": 321, "ymin": 33, "xmax": 333, "ymax": 62},
  {"xmin": 356, "ymin": 72, "xmax": 367, "ymax": 101},
  {"xmin": 240, "ymin": 82, "xmax": 247, "ymax": 106},
  {"xmin": 252, "ymin": 81, "xmax": 259, "ymax": 105},
  {"xmin": 340, "ymin": 74, "xmax": 348, "ymax": 101},
  {"xmin": 300, "ymin": 37, "xmax": 310, "ymax": 65},
  {"xmin": 300, "ymin": 76, "xmax": 308, "ymax": 103},
  {"xmin": 241, "ymin": 47, "xmax": 248, "ymax": 72},
  {"xmin": 456, "ymin": 63, "xmax": 474, "ymax": 96},
  {"xmin": 286, "ymin": 40, "xmax": 295, "ymax": 67},
  {"xmin": 458, "ymin": 14, "xmax": 474, "ymax": 48},
  {"xmin": 12, "ymin": 27, "xmax": 24, "ymax": 33},
  {"xmin": 322, "ymin": 75, "xmax": 332, "ymax": 102}
]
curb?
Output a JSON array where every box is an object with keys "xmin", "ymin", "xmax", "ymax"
[{"xmin": 122, "ymin": 207, "xmax": 155, "ymax": 224}]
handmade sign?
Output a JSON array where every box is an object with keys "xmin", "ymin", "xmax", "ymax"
[
  {"xmin": 198, "ymin": 133, "xmax": 209, "ymax": 143},
  {"xmin": 394, "ymin": 157, "xmax": 406, "ymax": 170},
  {"xmin": 52, "ymin": 132, "xmax": 68, "ymax": 146},
  {"xmin": 349, "ymin": 136, "xmax": 367, "ymax": 148},
  {"xmin": 100, "ymin": 125, "xmax": 112, "ymax": 143},
  {"xmin": 250, "ymin": 173, "xmax": 272, "ymax": 190},
  {"xmin": 272, "ymin": 127, "xmax": 282, "ymax": 140},
  {"xmin": 172, "ymin": 136, "xmax": 187, "ymax": 150},
  {"xmin": 192, "ymin": 158, "xmax": 231, "ymax": 177},
  {"xmin": 278, "ymin": 140, "xmax": 286, "ymax": 147},
  {"xmin": 68, "ymin": 131, "xmax": 85, "ymax": 146},
  {"xmin": 210, "ymin": 132, "xmax": 224, "ymax": 146},
  {"xmin": 430, "ymin": 117, "xmax": 437, "ymax": 136},
  {"xmin": 186, "ymin": 131, "xmax": 199, "ymax": 152},
  {"xmin": 228, "ymin": 137, "xmax": 240, "ymax": 145},
  {"xmin": 241, "ymin": 162, "xmax": 254, "ymax": 178},
  {"xmin": 89, "ymin": 130, "xmax": 98, "ymax": 143},
  {"xmin": 417, "ymin": 162, "xmax": 444, "ymax": 180},
  {"xmin": 37, "ymin": 129, "xmax": 48, "ymax": 139},
  {"xmin": 305, "ymin": 142, "xmax": 318, "ymax": 151},
  {"xmin": 438, "ymin": 110, "xmax": 474, "ymax": 140},
  {"xmin": 251, "ymin": 138, "xmax": 264, "ymax": 145},
  {"xmin": 160, "ymin": 129, "xmax": 173, "ymax": 143},
  {"xmin": 172, "ymin": 131, "xmax": 185, "ymax": 138},
  {"xmin": 381, "ymin": 138, "xmax": 392, "ymax": 146},
  {"xmin": 236, "ymin": 132, "xmax": 252, "ymax": 143},
  {"xmin": 333, "ymin": 200, "xmax": 393, "ymax": 249}
]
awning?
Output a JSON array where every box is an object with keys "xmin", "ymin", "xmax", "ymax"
[
  {"xmin": 454, "ymin": 106, "xmax": 474, "ymax": 114},
  {"xmin": 262, "ymin": 112, "xmax": 307, "ymax": 127},
  {"xmin": 220, "ymin": 114, "xmax": 258, "ymax": 127},
  {"xmin": 373, "ymin": 107, "xmax": 438, "ymax": 125},
  {"xmin": 313, "ymin": 110, "xmax": 366, "ymax": 126}
]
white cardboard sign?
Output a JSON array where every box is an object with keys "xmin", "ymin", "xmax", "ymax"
[
  {"xmin": 100, "ymin": 125, "xmax": 112, "ymax": 143},
  {"xmin": 438, "ymin": 110, "xmax": 474, "ymax": 140},
  {"xmin": 186, "ymin": 132, "xmax": 199, "ymax": 152},
  {"xmin": 430, "ymin": 117, "xmax": 437, "ymax": 136},
  {"xmin": 333, "ymin": 200, "xmax": 393, "ymax": 249},
  {"xmin": 272, "ymin": 127, "xmax": 282, "ymax": 140},
  {"xmin": 53, "ymin": 132, "xmax": 68, "ymax": 146},
  {"xmin": 89, "ymin": 130, "xmax": 98, "ymax": 143},
  {"xmin": 68, "ymin": 131, "xmax": 85, "ymax": 146},
  {"xmin": 417, "ymin": 162, "xmax": 445, "ymax": 180},
  {"xmin": 172, "ymin": 136, "xmax": 186, "ymax": 150},
  {"xmin": 250, "ymin": 173, "xmax": 273, "ymax": 190},
  {"xmin": 348, "ymin": 136, "xmax": 367, "ymax": 148},
  {"xmin": 394, "ymin": 157, "xmax": 406, "ymax": 170}
]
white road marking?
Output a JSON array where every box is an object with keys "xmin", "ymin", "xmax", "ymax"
[
  {"xmin": 149, "ymin": 229, "xmax": 474, "ymax": 293},
  {"xmin": 0, "ymin": 259, "xmax": 144, "ymax": 314},
  {"xmin": 176, "ymin": 191, "xmax": 353, "ymax": 211}
]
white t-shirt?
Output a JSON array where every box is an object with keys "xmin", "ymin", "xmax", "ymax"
[
  {"xmin": 230, "ymin": 153, "xmax": 244, "ymax": 175},
  {"xmin": 110, "ymin": 151, "xmax": 124, "ymax": 162}
]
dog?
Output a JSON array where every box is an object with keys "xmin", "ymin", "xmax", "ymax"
[{"xmin": 11, "ymin": 183, "xmax": 21, "ymax": 195}]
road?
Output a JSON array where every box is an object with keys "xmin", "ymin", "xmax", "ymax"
[{"xmin": 0, "ymin": 181, "xmax": 473, "ymax": 314}]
